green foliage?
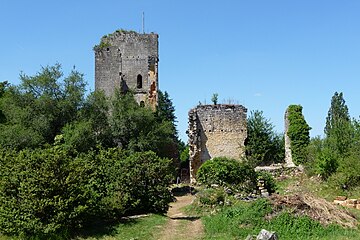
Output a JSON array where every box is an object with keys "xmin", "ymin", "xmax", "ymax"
[
  {"xmin": 211, "ymin": 93, "xmax": 218, "ymax": 105},
  {"xmin": 315, "ymin": 148, "xmax": 338, "ymax": 180},
  {"xmin": 287, "ymin": 105, "xmax": 311, "ymax": 165},
  {"xmin": 109, "ymin": 90, "xmax": 179, "ymax": 160},
  {"xmin": 0, "ymin": 147, "xmax": 175, "ymax": 238},
  {"xmin": 0, "ymin": 64, "xmax": 86, "ymax": 149},
  {"xmin": 93, "ymin": 41, "xmax": 111, "ymax": 51},
  {"xmin": 202, "ymin": 199, "xmax": 359, "ymax": 240},
  {"xmin": 246, "ymin": 110, "xmax": 284, "ymax": 166},
  {"xmin": 0, "ymin": 81, "xmax": 8, "ymax": 124},
  {"xmin": 328, "ymin": 153, "xmax": 360, "ymax": 191},
  {"xmin": 256, "ymin": 171, "xmax": 277, "ymax": 194},
  {"xmin": 196, "ymin": 157, "xmax": 257, "ymax": 193},
  {"xmin": 180, "ymin": 145, "xmax": 190, "ymax": 168},
  {"xmin": 0, "ymin": 147, "xmax": 99, "ymax": 237},
  {"xmin": 198, "ymin": 188, "xmax": 225, "ymax": 206},
  {"xmin": 325, "ymin": 92, "xmax": 352, "ymax": 155},
  {"xmin": 116, "ymin": 151, "xmax": 175, "ymax": 214}
]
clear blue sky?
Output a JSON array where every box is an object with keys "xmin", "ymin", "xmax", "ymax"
[{"xmin": 1, "ymin": 0, "xmax": 360, "ymax": 142}]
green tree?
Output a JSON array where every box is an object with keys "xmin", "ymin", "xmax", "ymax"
[
  {"xmin": 246, "ymin": 110, "xmax": 284, "ymax": 166},
  {"xmin": 156, "ymin": 90, "xmax": 177, "ymax": 124},
  {"xmin": 324, "ymin": 92, "xmax": 352, "ymax": 155},
  {"xmin": 180, "ymin": 145, "xmax": 190, "ymax": 168},
  {"xmin": 287, "ymin": 105, "xmax": 311, "ymax": 165},
  {"xmin": 61, "ymin": 91, "xmax": 113, "ymax": 152},
  {"xmin": 211, "ymin": 93, "xmax": 219, "ymax": 105},
  {"xmin": 0, "ymin": 64, "xmax": 87, "ymax": 149},
  {"xmin": 109, "ymin": 90, "xmax": 178, "ymax": 159}
]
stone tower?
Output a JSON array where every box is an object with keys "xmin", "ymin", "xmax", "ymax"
[
  {"xmin": 94, "ymin": 30, "xmax": 159, "ymax": 108},
  {"xmin": 187, "ymin": 104, "xmax": 248, "ymax": 183}
]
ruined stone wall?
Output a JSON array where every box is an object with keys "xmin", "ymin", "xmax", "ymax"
[
  {"xmin": 95, "ymin": 31, "xmax": 159, "ymax": 108},
  {"xmin": 188, "ymin": 104, "xmax": 247, "ymax": 183},
  {"xmin": 284, "ymin": 108, "xmax": 295, "ymax": 167}
]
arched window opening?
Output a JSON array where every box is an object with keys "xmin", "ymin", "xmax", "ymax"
[
  {"xmin": 140, "ymin": 101, "xmax": 145, "ymax": 107},
  {"xmin": 137, "ymin": 74, "xmax": 142, "ymax": 89}
]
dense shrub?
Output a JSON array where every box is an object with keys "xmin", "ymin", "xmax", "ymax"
[
  {"xmin": 315, "ymin": 148, "xmax": 338, "ymax": 180},
  {"xmin": 196, "ymin": 157, "xmax": 257, "ymax": 193},
  {"xmin": 198, "ymin": 188, "xmax": 226, "ymax": 206},
  {"xmin": 0, "ymin": 147, "xmax": 97, "ymax": 237},
  {"xmin": 0, "ymin": 147, "xmax": 175, "ymax": 238},
  {"xmin": 115, "ymin": 151, "xmax": 175, "ymax": 214}
]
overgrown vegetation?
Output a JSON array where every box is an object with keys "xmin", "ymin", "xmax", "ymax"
[
  {"xmin": 0, "ymin": 147, "xmax": 174, "ymax": 238},
  {"xmin": 246, "ymin": 110, "xmax": 284, "ymax": 166},
  {"xmin": 287, "ymin": 105, "xmax": 311, "ymax": 165},
  {"xmin": 197, "ymin": 157, "xmax": 258, "ymax": 193},
  {"xmin": 196, "ymin": 157, "xmax": 277, "ymax": 195},
  {"xmin": 198, "ymin": 197, "xmax": 360, "ymax": 240},
  {"xmin": 0, "ymin": 65, "xmax": 181, "ymax": 238},
  {"xmin": 93, "ymin": 29, "xmax": 138, "ymax": 51},
  {"xmin": 305, "ymin": 92, "xmax": 360, "ymax": 193}
]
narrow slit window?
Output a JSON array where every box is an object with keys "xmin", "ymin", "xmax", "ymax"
[{"xmin": 137, "ymin": 74, "xmax": 142, "ymax": 89}]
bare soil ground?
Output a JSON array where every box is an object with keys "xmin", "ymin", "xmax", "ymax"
[{"xmin": 157, "ymin": 194, "xmax": 204, "ymax": 240}]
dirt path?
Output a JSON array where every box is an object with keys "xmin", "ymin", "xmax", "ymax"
[{"xmin": 157, "ymin": 194, "xmax": 204, "ymax": 240}]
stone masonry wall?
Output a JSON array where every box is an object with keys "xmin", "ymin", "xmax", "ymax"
[
  {"xmin": 95, "ymin": 31, "xmax": 159, "ymax": 108},
  {"xmin": 188, "ymin": 104, "xmax": 247, "ymax": 183},
  {"xmin": 284, "ymin": 107, "xmax": 295, "ymax": 167}
]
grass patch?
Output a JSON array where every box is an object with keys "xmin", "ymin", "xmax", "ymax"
[
  {"xmin": 77, "ymin": 214, "xmax": 167, "ymax": 240},
  {"xmin": 202, "ymin": 198, "xmax": 360, "ymax": 240}
]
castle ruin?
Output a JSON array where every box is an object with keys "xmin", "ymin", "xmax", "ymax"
[
  {"xmin": 187, "ymin": 104, "xmax": 248, "ymax": 183},
  {"xmin": 94, "ymin": 30, "xmax": 159, "ymax": 108},
  {"xmin": 284, "ymin": 107, "xmax": 296, "ymax": 167}
]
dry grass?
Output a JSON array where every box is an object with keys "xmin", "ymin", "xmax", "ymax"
[{"xmin": 270, "ymin": 193, "xmax": 358, "ymax": 228}]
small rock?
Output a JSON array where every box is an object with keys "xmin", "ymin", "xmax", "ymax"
[
  {"xmin": 256, "ymin": 229, "xmax": 278, "ymax": 240},
  {"xmin": 234, "ymin": 193, "xmax": 242, "ymax": 199},
  {"xmin": 224, "ymin": 187, "xmax": 233, "ymax": 194},
  {"xmin": 261, "ymin": 192, "xmax": 270, "ymax": 198}
]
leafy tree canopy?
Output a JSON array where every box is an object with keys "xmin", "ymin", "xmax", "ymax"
[{"xmin": 246, "ymin": 110, "xmax": 284, "ymax": 166}]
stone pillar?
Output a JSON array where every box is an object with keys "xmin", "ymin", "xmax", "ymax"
[{"xmin": 284, "ymin": 108, "xmax": 296, "ymax": 167}]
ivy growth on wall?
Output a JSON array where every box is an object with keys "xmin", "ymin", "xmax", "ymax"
[{"xmin": 287, "ymin": 105, "xmax": 311, "ymax": 165}]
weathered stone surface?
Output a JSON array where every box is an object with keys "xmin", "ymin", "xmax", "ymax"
[
  {"xmin": 187, "ymin": 104, "xmax": 247, "ymax": 183},
  {"xmin": 95, "ymin": 30, "xmax": 159, "ymax": 109},
  {"xmin": 284, "ymin": 108, "xmax": 296, "ymax": 167}
]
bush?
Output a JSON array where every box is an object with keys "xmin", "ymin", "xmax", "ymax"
[
  {"xmin": 315, "ymin": 148, "xmax": 338, "ymax": 180},
  {"xmin": 196, "ymin": 157, "xmax": 257, "ymax": 193},
  {"xmin": 0, "ymin": 147, "xmax": 175, "ymax": 238},
  {"xmin": 115, "ymin": 151, "xmax": 175, "ymax": 214},
  {"xmin": 198, "ymin": 188, "xmax": 225, "ymax": 206},
  {"xmin": 0, "ymin": 147, "xmax": 99, "ymax": 237}
]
